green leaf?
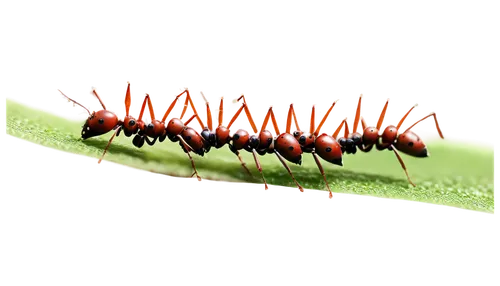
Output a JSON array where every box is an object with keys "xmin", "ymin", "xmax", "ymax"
[{"xmin": 7, "ymin": 100, "xmax": 494, "ymax": 212}]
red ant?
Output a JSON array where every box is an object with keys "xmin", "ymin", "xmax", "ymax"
[
  {"xmin": 207, "ymin": 93, "xmax": 342, "ymax": 199},
  {"xmin": 338, "ymin": 95, "xmax": 444, "ymax": 186},
  {"xmin": 59, "ymin": 83, "xmax": 206, "ymax": 180},
  {"xmin": 130, "ymin": 87, "xmax": 209, "ymax": 180}
]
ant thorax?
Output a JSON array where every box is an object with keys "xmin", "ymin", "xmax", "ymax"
[{"xmin": 292, "ymin": 130, "xmax": 315, "ymax": 152}]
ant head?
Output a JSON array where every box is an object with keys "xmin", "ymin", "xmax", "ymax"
[
  {"xmin": 166, "ymin": 118, "xmax": 185, "ymax": 136},
  {"xmin": 274, "ymin": 133, "xmax": 303, "ymax": 165},
  {"xmin": 258, "ymin": 130, "xmax": 274, "ymax": 150},
  {"xmin": 362, "ymin": 126, "xmax": 379, "ymax": 145},
  {"xmin": 395, "ymin": 131, "xmax": 428, "ymax": 157},
  {"xmin": 81, "ymin": 110, "xmax": 119, "ymax": 139},
  {"xmin": 123, "ymin": 115, "xmax": 139, "ymax": 135}
]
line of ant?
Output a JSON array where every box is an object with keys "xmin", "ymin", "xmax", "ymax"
[{"xmin": 59, "ymin": 83, "xmax": 444, "ymax": 198}]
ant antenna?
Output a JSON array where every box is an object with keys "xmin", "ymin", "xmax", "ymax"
[
  {"xmin": 198, "ymin": 88, "xmax": 212, "ymax": 105},
  {"xmin": 57, "ymin": 88, "xmax": 92, "ymax": 115},
  {"xmin": 89, "ymin": 85, "xmax": 108, "ymax": 109}
]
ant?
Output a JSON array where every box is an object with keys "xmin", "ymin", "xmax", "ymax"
[
  {"xmin": 59, "ymin": 82, "xmax": 140, "ymax": 163},
  {"xmin": 131, "ymin": 87, "xmax": 208, "ymax": 180},
  {"xmin": 217, "ymin": 93, "xmax": 342, "ymax": 199},
  {"xmin": 338, "ymin": 95, "xmax": 444, "ymax": 186},
  {"xmin": 59, "ymin": 83, "xmax": 205, "ymax": 180},
  {"xmin": 283, "ymin": 102, "xmax": 348, "ymax": 198}
]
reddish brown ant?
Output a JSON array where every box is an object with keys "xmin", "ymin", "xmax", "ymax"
[
  {"xmin": 58, "ymin": 82, "xmax": 139, "ymax": 163},
  {"xmin": 284, "ymin": 97, "xmax": 342, "ymax": 200},
  {"xmin": 59, "ymin": 83, "xmax": 206, "ymax": 180},
  {"xmin": 213, "ymin": 93, "xmax": 342, "ymax": 199},
  {"xmin": 124, "ymin": 85, "xmax": 210, "ymax": 182},
  {"xmin": 338, "ymin": 95, "xmax": 444, "ymax": 186}
]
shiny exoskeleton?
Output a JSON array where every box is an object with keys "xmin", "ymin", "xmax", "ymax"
[{"xmin": 337, "ymin": 95, "xmax": 444, "ymax": 186}]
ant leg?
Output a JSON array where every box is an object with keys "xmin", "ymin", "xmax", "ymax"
[
  {"xmin": 227, "ymin": 104, "xmax": 244, "ymax": 130},
  {"xmin": 230, "ymin": 147, "xmax": 252, "ymax": 176},
  {"xmin": 292, "ymin": 103, "xmax": 302, "ymax": 130},
  {"xmin": 234, "ymin": 95, "xmax": 258, "ymax": 133},
  {"xmin": 252, "ymin": 148, "xmax": 269, "ymax": 190},
  {"xmin": 98, "ymin": 126, "xmax": 122, "ymax": 163},
  {"xmin": 361, "ymin": 117, "xmax": 367, "ymax": 130},
  {"xmin": 332, "ymin": 118, "xmax": 347, "ymax": 139},
  {"xmin": 351, "ymin": 92, "xmax": 365, "ymax": 133},
  {"xmin": 177, "ymin": 135, "xmax": 201, "ymax": 181},
  {"xmin": 373, "ymin": 98, "xmax": 392, "ymax": 130},
  {"xmin": 143, "ymin": 91, "xmax": 157, "ymax": 119},
  {"xmin": 286, "ymin": 104, "xmax": 301, "ymax": 133},
  {"xmin": 137, "ymin": 94, "xmax": 155, "ymax": 122},
  {"xmin": 343, "ymin": 118, "xmax": 350, "ymax": 138},
  {"xmin": 122, "ymin": 79, "xmax": 134, "ymax": 118},
  {"xmin": 260, "ymin": 106, "xmax": 280, "ymax": 135},
  {"xmin": 185, "ymin": 89, "xmax": 208, "ymax": 130},
  {"xmin": 402, "ymin": 111, "xmax": 445, "ymax": 139},
  {"xmin": 395, "ymin": 104, "xmax": 417, "ymax": 131},
  {"xmin": 275, "ymin": 151, "xmax": 304, "ymax": 192},
  {"xmin": 89, "ymin": 86, "xmax": 108, "ymax": 109},
  {"xmin": 330, "ymin": 117, "xmax": 345, "ymax": 140},
  {"xmin": 312, "ymin": 151, "xmax": 333, "ymax": 199},
  {"xmin": 144, "ymin": 136, "xmax": 158, "ymax": 146},
  {"xmin": 241, "ymin": 103, "xmax": 259, "ymax": 134},
  {"xmin": 266, "ymin": 105, "xmax": 283, "ymax": 136},
  {"xmin": 161, "ymin": 90, "xmax": 186, "ymax": 123},
  {"xmin": 184, "ymin": 114, "xmax": 196, "ymax": 126},
  {"xmin": 313, "ymin": 97, "xmax": 340, "ymax": 136},
  {"xmin": 307, "ymin": 102, "xmax": 318, "ymax": 134},
  {"xmin": 390, "ymin": 145, "xmax": 416, "ymax": 186},
  {"xmin": 358, "ymin": 115, "xmax": 373, "ymax": 153},
  {"xmin": 215, "ymin": 94, "xmax": 226, "ymax": 127},
  {"xmin": 198, "ymin": 88, "xmax": 215, "ymax": 131},
  {"xmin": 285, "ymin": 101, "xmax": 294, "ymax": 134}
]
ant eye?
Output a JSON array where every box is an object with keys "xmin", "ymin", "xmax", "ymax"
[
  {"xmin": 98, "ymin": 118, "xmax": 104, "ymax": 124},
  {"xmin": 147, "ymin": 123, "xmax": 154, "ymax": 129},
  {"xmin": 129, "ymin": 120, "xmax": 136, "ymax": 126},
  {"xmin": 299, "ymin": 135, "xmax": 306, "ymax": 143},
  {"xmin": 293, "ymin": 131, "xmax": 300, "ymax": 137}
]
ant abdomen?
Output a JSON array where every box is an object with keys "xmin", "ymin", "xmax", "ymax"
[
  {"xmin": 315, "ymin": 134, "xmax": 343, "ymax": 166},
  {"xmin": 395, "ymin": 131, "xmax": 428, "ymax": 157},
  {"xmin": 274, "ymin": 133, "xmax": 302, "ymax": 165},
  {"xmin": 181, "ymin": 127, "xmax": 205, "ymax": 156}
]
